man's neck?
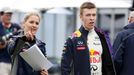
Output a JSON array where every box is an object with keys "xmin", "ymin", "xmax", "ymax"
[
  {"xmin": 2, "ymin": 22, "xmax": 11, "ymax": 28},
  {"xmin": 88, "ymin": 28, "xmax": 94, "ymax": 33},
  {"xmin": 83, "ymin": 25, "xmax": 94, "ymax": 31}
]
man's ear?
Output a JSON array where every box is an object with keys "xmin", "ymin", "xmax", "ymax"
[{"xmin": 80, "ymin": 14, "xmax": 83, "ymax": 21}]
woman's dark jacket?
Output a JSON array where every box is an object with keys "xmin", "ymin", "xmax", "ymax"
[{"xmin": 7, "ymin": 32, "xmax": 46, "ymax": 75}]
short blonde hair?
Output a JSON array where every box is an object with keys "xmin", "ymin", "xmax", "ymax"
[{"xmin": 23, "ymin": 12, "xmax": 40, "ymax": 22}]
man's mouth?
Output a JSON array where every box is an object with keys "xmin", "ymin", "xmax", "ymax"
[{"xmin": 89, "ymin": 22, "xmax": 94, "ymax": 24}]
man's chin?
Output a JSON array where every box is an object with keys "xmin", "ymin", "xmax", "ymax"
[{"xmin": 89, "ymin": 26, "xmax": 94, "ymax": 29}]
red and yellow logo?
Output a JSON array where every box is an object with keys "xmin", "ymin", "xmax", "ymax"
[
  {"xmin": 89, "ymin": 49, "xmax": 101, "ymax": 63},
  {"xmin": 72, "ymin": 30, "xmax": 81, "ymax": 37}
]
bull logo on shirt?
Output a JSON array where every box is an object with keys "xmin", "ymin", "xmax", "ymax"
[
  {"xmin": 71, "ymin": 30, "xmax": 81, "ymax": 38},
  {"xmin": 90, "ymin": 49, "xmax": 101, "ymax": 63}
]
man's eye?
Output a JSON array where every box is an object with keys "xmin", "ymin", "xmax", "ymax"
[
  {"xmin": 92, "ymin": 14, "xmax": 96, "ymax": 16},
  {"xmin": 86, "ymin": 14, "xmax": 91, "ymax": 16}
]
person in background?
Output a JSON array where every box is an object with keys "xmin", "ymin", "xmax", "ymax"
[
  {"xmin": 61, "ymin": 2, "xmax": 116, "ymax": 75},
  {"xmin": 113, "ymin": 10, "xmax": 134, "ymax": 75},
  {"xmin": 0, "ymin": 10, "xmax": 2, "ymax": 21},
  {"xmin": 7, "ymin": 12, "xmax": 48, "ymax": 75},
  {"xmin": 128, "ymin": 11, "xmax": 134, "ymax": 23},
  {"xmin": 0, "ymin": 8, "xmax": 21, "ymax": 75}
]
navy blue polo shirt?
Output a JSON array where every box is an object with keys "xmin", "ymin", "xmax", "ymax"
[{"xmin": 0, "ymin": 22, "xmax": 21, "ymax": 63}]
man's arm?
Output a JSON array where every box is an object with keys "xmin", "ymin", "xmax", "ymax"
[
  {"xmin": 0, "ymin": 41, "xmax": 7, "ymax": 49},
  {"xmin": 61, "ymin": 38, "xmax": 74, "ymax": 75}
]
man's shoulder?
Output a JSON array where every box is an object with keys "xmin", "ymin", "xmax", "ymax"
[
  {"xmin": 11, "ymin": 22, "xmax": 19, "ymax": 25},
  {"xmin": 11, "ymin": 23, "xmax": 21, "ymax": 30},
  {"xmin": 0, "ymin": 22, "xmax": 3, "ymax": 28},
  {"xmin": 65, "ymin": 30, "xmax": 82, "ymax": 44},
  {"xmin": 11, "ymin": 23, "xmax": 20, "ymax": 27},
  {"xmin": 95, "ymin": 27, "xmax": 106, "ymax": 34},
  {"xmin": 118, "ymin": 28, "xmax": 132, "ymax": 35},
  {"xmin": 115, "ymin": 28, "xmax": 133, "ymax": 41},
  {"xmin": 69, "ymin": 30, "xmax": 82, "ymax": 39}
]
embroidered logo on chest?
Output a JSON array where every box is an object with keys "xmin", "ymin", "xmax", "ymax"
[{"xmin": 76, "ymin": 41, "xmax": 86, "ymax": 50}]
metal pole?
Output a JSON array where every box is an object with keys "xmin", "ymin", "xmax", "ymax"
[{"xmin": 110, "ymin": 8, "xmax": 115, "ymax": 44}]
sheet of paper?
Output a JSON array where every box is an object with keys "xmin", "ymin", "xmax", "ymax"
[{"xmin": 19, "ymin": 44, "xmax": 53, "ymax": 71}]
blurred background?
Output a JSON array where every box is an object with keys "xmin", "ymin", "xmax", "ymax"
[{"xmin": 0, "ymin": 0, "xmax": 133, "ymax": 75}]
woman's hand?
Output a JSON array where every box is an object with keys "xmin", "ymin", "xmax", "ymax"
[
  {"xmin": 40, "ymin": 69, "xmax": 48, "ymax": 75},
  {"xmin": 24, "ymin": 28, "xmax": 35, "ymax": 41}
]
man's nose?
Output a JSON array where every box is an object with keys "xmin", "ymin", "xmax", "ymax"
[{"xmin": 90, "ymin": 16, "xmax": 94, "ymax": 20}]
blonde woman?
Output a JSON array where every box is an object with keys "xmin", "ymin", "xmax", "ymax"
[{"xmin": 7, "ymin": 12, "xmax": 48, "ymax": 75}]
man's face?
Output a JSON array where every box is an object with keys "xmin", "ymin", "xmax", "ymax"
[
  {"xmin": 80, "ymin": 8, "xmax": 97, "ymax": 30},
  {"xmin": 128, "ymin": 16, "xmax": 134, "ymax": 23},
  {"xmin": 2, "ymin": 13, "xmax": 12, "ymax": 24}
]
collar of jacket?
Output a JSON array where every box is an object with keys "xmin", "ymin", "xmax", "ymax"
[
  {"xmin": 79, "ymin": 26, "xmax": 105, "ymax": 40},
  {"xmin": 124, "ymin": 22, "xmax": 134, "ymax": 29}
]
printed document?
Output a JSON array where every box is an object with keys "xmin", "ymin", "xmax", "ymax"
[{"xmin": 20, "ymin": 44, "xmax": 53, "ymax": 71}]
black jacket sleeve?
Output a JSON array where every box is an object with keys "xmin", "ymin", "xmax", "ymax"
[{"xmin": 61, "ymin": 38, "xmax": 74, "ymax": 75}]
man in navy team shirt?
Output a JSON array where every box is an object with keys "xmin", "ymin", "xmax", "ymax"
[{"xmin": 0, "ymin": 8, "xmax": 21, "ymax": 75}]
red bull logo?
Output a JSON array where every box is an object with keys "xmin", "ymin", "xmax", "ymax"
[
  {"xmin": 72, "ymin": 30, "xmax": 81, "ymax": 37},
  {"xmin": 89, "ymin": 49, "xmax": 101, "ymax": 63},
  {"xmin": 90, "ymin": 49, "xmax": 100, "ymax": 56}
]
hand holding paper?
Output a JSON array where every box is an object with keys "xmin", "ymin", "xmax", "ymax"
[{"xmin": 19, "ymin": 44, "xmax": 53, "ymax": 71}]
